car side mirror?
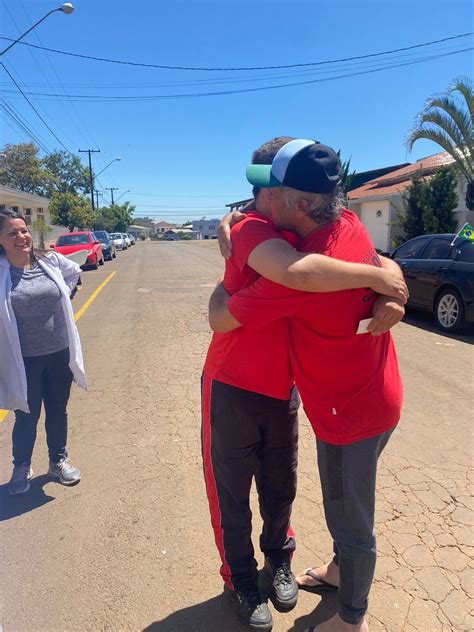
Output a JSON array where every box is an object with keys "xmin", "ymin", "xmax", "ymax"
[
  {"xmin": 50, "ymin": 244, "xmax": 55, "ymax": 248},
  {"xmin": 93, "ymin": 240, "xmax": 100, "ymax": 245}
]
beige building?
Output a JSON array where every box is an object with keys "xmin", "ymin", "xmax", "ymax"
[
  {"xmin": 0, "ymin": 185, "xmax": 67, "ymax": 246},
  {"xmin": 347, "ymin": 152, "xmax": 473, "ymax": 252}
]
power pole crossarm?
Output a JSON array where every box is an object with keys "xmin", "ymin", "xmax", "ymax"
[
  {"xmin": 79, "ymin": 148, "xmax": 100, "ymax": 210},
  {"xmin": 106, "ymin": 187, "xmax": 119, "ymax": 205}
]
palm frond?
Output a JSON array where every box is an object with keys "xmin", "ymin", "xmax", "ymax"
[
  {"xmin": 407, "ymin": 127, "xmax": 473, "ymax": 180},
  {"xmin": 424, "ymin": 96, "xmax": 473, "ymax": 153},
  {"xmin": 417, "ymin": 110, "xmax": 473, "ymax": 159},
  {"xmin": 448, "ymin": 76, "xmax": 474, "ymax": 121}
]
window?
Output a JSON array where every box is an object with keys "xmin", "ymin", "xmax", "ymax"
[
  {"xmin": 394, "ymin": 238, "xmax": 427, "ymax": 260},
  {"xmin": 56, "ymin": 234, "xmax": 90, "ymax": 246},
  {"xmin": 36, "ymin": 207, "xmax": 44, "ymax": 222},
  {"xmin": 423, "ymin": 238, "xmax": 452, "ymax": 260},
  {"xmin": 456, "ymin": 242, "xmax": 474, "ymax": 263},
  {"xmin": 24, "ymin": 208, "xmax": 32, "ymax": 225}
]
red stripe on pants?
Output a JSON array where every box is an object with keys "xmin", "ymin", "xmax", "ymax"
[{"xmin": 201, "ymin": 374, "xmax": 233, "ymax": 589}]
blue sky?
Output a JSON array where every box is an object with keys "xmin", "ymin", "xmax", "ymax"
[{"xmin": 1, "ymin": 0, "xmax": 473, "ymax": 222}]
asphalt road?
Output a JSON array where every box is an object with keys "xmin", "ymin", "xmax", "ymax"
[{"xmin": 0, "ymin": 241, "xmax": 472, "ymax": 632}]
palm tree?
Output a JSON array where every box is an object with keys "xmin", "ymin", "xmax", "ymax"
[{"xmin": 407, "ymin": 76, "xmax": 473, "ymax": 210}]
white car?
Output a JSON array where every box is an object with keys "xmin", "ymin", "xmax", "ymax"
[
  {"xmin": 122, "ymin": 233, "xmax": 131, "ymax": 248},
  {"xmin": 110, "ymin": 232, "xmax": 127, "ymax": 250}
]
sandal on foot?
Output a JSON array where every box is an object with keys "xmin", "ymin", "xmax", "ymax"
[{"xmin": 296, "ymin": 568, "xmax": 338, "ymax": 595}]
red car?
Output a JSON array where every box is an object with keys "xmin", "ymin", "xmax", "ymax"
[{"xmin": 51, "ymin": 231, "xmax": 104, "ymax": 269}]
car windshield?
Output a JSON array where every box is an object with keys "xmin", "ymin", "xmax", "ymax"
[
  {"xmin": 110, "ymin": 234, "xmax": 121, "ymax": 239},
  {"xmin": 93, "ymin": 232, "xmax": 108, "ymax": 241},
  {"xmin": 57, "ymin": 234, "xmax": 90, "ymax": 246}
]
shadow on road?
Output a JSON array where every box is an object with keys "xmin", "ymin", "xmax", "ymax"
[
  {"xmin": 0, "ymin": 474, "xmax": 55, "ymax": 521},
  {"xmin": 403, "ymin": 308, "xmax": 474, "ymax": 345},
  {"xmin": 143, "ymin": 588, "xmax": 338, "ymax": 632},
  {"xmin": 287, "ymin": 592, "xmax": 339, "ymax": 631},
  {"xmin": 143, "ymin": 592, "xmax": 249, "ymax": 632}
]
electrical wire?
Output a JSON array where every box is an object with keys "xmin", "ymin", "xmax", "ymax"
[
  {"xmin": 2, "ymin": 47, "xmax": 471, "ymax": 102},
  {"xmin": 0, "ymin": 32, "xmax": 471, "ymax": 71},
  {"xmin": 1, "ymin": 62, "xmax": 71, "ymax": 151}
]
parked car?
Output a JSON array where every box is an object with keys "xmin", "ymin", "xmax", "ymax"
[
  {"xmin": 51, "ymin": 231, "xmax": 104, "ymax": 269},
  {"xmin": 93, "ymin": 230, "xmax": 116, "ymax": 261},
  {"xmin": 110, "ymin": 232, "xmax": 127, "ymax": 250},
  {"xmin": 127, "ymin": 233, "xmax": 136, "ymax": 245},
  {"xmin": 390, "ymin": 234, "xmax": 474, "ymax": 332},
  {"xmin": 122, "ymin": 233, "xmax": 131, "ymax": 248}
]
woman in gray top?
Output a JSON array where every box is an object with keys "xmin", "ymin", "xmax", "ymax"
[{"xmin": 0, "ymin": 209, "xmax": 85, "ymax": 495}]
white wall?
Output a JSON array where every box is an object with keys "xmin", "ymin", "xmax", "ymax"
[{"xmin": 360, "ymin": 200, "xmax": 391, "ymax": 251}]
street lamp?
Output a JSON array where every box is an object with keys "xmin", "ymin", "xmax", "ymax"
[
  {"xmin": 95, "ymin": 157, "xmax": 122, "ymax": 179},
  {"xmin": 0, "ymin": 4, "xmax": 74, "ymax": 56}
]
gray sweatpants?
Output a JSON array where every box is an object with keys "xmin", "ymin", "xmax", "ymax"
[{"xmin": 317, "ymin": 426, "xmax": 395, "ymax": 624}]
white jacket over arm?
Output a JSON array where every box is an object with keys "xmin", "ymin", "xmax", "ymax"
[{"xmin": 0, "ymin": 252, "xmax": 87, "ymax": 413}]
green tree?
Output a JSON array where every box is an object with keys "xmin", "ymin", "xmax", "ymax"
[
  {"xmin": 49, "ymin": 192, "xmax": 96, "ymax": 232},
  {"xmin": 0, "ymin": 142, "xmax": 46, "ymax": 193},
  {"xmin": 337, "ymin": 151, "xmax": 356, "ymax": 193},
  {"xmin": 31, "ymin": 218, "xmax": 52, "ymax": 249},
  {"xmin": 40, "ymin": 151, "xmax": 90, "ymax": 197},
  {"xmin": 94, "ymin": 201, "xmax": 135, "ymax": 232},
  {"xmin": 422, "ymin": 167, "xmax": 458, "ymax": 233},
  {"xmin": 407, "ymin": 76, "xmax": 473, "ymax": 210},
  {"xmin": 394, "ymin": 167, "xmax": 459, "ymax": 244},
  {"xmin": 395, "ymin": 171, "xmax": 427, "ymax": 242}
]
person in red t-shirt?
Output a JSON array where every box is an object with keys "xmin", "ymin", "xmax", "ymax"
[
  {"xmin": 209, "ymin": 139, "xmax": 405, "ymax": 632},
  {"xmin": 203, "ymin": 138, "xmax": 407, "ymax": 631}
]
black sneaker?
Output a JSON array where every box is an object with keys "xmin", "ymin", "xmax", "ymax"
[
  {"xmin": 224, "ymin": 583, "xmax": 273, "ymax": 630},
  {"xmin": 264, "ymin": 558, "xmax": 298, "ymax": 612}
]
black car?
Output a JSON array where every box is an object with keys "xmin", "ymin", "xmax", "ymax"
[
  {"xmin": 391, "ymin": 234, "xmax": 474, "ymax": 332},
  {"xmin": 92, "ymin": 231, "xmax": 116, "ymax": 261}
]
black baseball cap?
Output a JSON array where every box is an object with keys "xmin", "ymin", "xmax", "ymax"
[{"xmin": 246, "ymin": 138, "xmax": 341, "ymax": 194}]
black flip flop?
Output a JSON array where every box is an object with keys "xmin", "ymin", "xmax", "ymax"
[{"xmin": 297, "ymin": 568, "xmax": 338, "ymax": 595}]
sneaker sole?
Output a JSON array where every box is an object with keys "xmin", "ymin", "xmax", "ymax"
[
  {"xmin": 48, "ymin": 472, "xmax": 81, "ymax": 486},
  {"xmin": 225, "ymin": 587, "xmax": 273, "ymax": 631},
  {"xmin": 9, "ymin": 480, "xmax": 31, "ymax": 495},
  {"xmin": 268, "ymin": 591, "xmax": 298, "ymax": 613}
]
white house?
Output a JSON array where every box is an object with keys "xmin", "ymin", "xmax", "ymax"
[
  {"xmin": 0, "ymin": 185, "xmax": 67, "ymax": 246},
  {"xmin": 347, "ymin": 152, "xmax": 473, "ymax": 252}
]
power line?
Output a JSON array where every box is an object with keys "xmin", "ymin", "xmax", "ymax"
[
  {"xmin": 128, "ymin": 192, "xmax": 247, "ymax": 198},
  {"xmin": 0, "ymin": 97, "xmax": 52, "ymax": 152},
  {"xmin": 0, "ymin": 32, "xmax": 471, "ymax": 71},
  {"xmin": 2, "ymin": 48, "xmax": 471, "ymax": 102},
  {"xmin": 0, "ymin": 42, "xmax": 467, "ymax": 90},
  {"xmin": 1, "ymin": 62, "xmax": 71, "ymax": 151}
]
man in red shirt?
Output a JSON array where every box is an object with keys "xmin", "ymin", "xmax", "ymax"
[{"xmin": 208, "ymin": 139, "xmax": 404, "ymax": 632}]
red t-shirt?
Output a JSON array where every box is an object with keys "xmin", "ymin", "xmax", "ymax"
[
  {"xmin": 203, "ymin": 212, "xmax": 298, "ymax": 400},
  {"xmin": 228, "ymin": 211, "xmax": 403, "ymax": 445}
]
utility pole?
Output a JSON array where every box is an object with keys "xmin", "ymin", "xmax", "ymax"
[
  {"xmin": 106, "ymin": 187, "xmax": 119, "ymax": 205},
  {"xmin": 94, "ymin": 189, "xmax": 102, "ymax": 209},
  {"xmin": 79, "ymin": 148, "xmax": 100, "ymax": 210}
]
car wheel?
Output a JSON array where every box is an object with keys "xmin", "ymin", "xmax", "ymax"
[
  {"xmin": 434, "ymin": 288, "xmax": 465, "ymax": 332},
  {"xmin": 91, "ymin": 255, "xmax": 99, "ymax": 270}
]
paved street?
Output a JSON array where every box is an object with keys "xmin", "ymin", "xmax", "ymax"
[{"xmin": 0, "ymin": 241, "xmax": 472, "ymax": 632}]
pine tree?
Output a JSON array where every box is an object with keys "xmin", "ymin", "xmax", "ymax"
[{"xmin": 422, "ymin": 167, "xmax": 458, "ymax": 233}]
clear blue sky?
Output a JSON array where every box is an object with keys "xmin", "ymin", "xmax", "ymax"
[{"xmin": 1, "ymin": 0, "xmax": 473, "ymax": 222}]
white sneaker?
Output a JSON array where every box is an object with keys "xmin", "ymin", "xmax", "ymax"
[{"xmin": 48, "ymin": 458, "xmax": 81, "ymax": 485}]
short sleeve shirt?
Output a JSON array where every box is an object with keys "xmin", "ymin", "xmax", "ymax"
[
  {"xmin": 203, "ymin": 212, "xmax": 298, "ymax": 400},
  {"xmin": 228, "ymin": 211, "xmax": 403, "ymax": 444}
]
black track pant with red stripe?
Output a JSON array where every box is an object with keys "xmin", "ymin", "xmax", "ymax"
[{"xmin": 201, "ymin": 374, "xmax": 299, "ymax": 591}]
